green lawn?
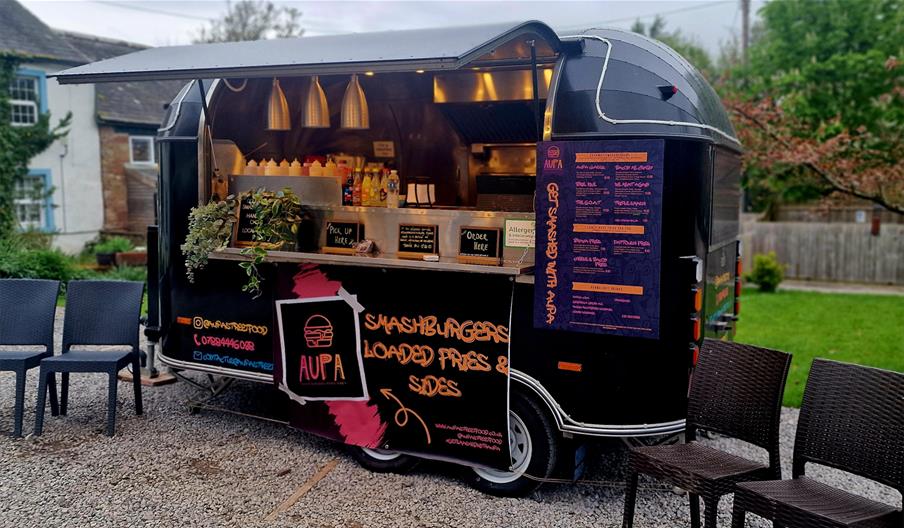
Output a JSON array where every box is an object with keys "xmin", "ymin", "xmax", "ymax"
[{"xmin": 735, "ymin": 289, "xmax": 904, "ymax": 407}]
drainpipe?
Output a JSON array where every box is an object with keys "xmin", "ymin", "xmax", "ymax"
[{"xmin": 58, "ymin": 137, "xmax": 69, "ymax": 233}]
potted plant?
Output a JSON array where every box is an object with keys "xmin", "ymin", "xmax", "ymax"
[
  {"xmin": 115, "ymin": 246, "xmax": 148, "ymax": 267},
  {"xmin": 180, "ymin": 189, "xmax": 302, "ymax": 297},
  {"xmin": 94, "ymin": 236, "xmax": 134, "ymax": 267}
]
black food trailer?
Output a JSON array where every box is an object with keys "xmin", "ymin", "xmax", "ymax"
[{"xmin": 54, "ymin": 21, "xmax": 742, "ymax": 496}]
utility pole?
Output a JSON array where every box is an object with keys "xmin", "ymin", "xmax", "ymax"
[{"xmin": 741, "ymin": 0, "xmax": 751, "ymax": 66}]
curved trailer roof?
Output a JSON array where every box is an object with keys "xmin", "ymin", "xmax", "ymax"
[{"xmin": 51, "ymin": 21, "xmax": 564, "ymax": 84}]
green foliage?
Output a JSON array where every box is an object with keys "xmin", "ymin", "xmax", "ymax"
[
  {"xmin": 745, "ymin": 251, "xmax": 785, "ymax": 292},
  {"xmin": 181, "ymin": 196, "xmax": 238, "ymax": 283},
  {"xmin": 0, "ymin": 54, "xmax": 71, "ymax": 240},
  {"xmin": 238, "ymin": 188, "xmax": 302, "ymax": 297},
  {"xmin": 93, "ymin": 236, "xmax": 134, "ymax": 254},
  {"xmin": 717, "ymin": 0, "xmax": 904, "ymax": 212},
  {"xmin": 0, "ymin": 237, "xmax": 84, "ymax": 284},
  {"xmin": 632, "ymin": 15, "xmax": 713, "ymax": 78},
  {"xmin": 15, "ymin": 229, "xmax": 53, "ymax": 250},
  {"xmin": 100, "ymin": 264, "xmax": 147, "ymax": 283},
  {"xmin": 743, "ymin": 0, "xmax": 903, "ymax": 132}
]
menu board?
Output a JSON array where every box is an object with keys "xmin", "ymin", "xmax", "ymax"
[
  {"xmin": 324, "ymin": 222, "xmax": 364, "ymax": 254},
  {"xmin": 398, "ymin": 224, "xmax": 439, "ymax": 259},
  {"xmin": 534, "ymin": 140, "xmax": 664, "ymax": 339},
  {"xmin": 458, "ymin": 227, "xmax": 501, "ymax": 265},
  {"xmin": 232, "ymin": 194, "xmax": 257, "ymax": 248}
]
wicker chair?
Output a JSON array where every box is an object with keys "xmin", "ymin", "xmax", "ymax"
[
  {"xmin": 33, "ymin": 280, "xmax": 144, "ymax": 437},
  {"xmin": 0, "ymin": 279, "xmax": 61, "ymax": 437},
  {"xmin": 623, "ymin": 339, "xmax": 791, "ymax": 528},
  {"xmin": 731, "ymin": 359, "xmax": 904, "ymax": 528}
]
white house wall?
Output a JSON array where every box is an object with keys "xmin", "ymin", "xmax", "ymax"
[{"xmin": 25, "ymin": 61, "xmax": 104, "ymax": 253}]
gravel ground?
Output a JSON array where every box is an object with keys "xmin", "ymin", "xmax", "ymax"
[{"xmin": 0, "ymin": 309, "xmax": 898, "ymax": 527}]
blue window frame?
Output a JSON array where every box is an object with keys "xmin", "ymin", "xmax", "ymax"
[
  {"xmin": 15, "ymin": 169, "xmax": 55, "ymax": 232},
  {"xmin": 9, "ymin": 68, "xmax": 48, "ymax": 126}
]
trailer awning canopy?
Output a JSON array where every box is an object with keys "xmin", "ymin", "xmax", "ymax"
[{"xmin": 52, "ymin": 21, "xmax": 564, "ymax": 84}]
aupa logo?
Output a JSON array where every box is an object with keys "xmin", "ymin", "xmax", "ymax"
[{"xmin": 544, "ymin": 145, "xmax": 564, "ymax": 170}]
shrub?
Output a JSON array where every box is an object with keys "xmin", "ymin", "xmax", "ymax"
[
  {"xmin": 0, "ymin": 241, "xmax": 84, "ymax": 284},
  {"xmin": 94, "ymin": 236, "xmax": 134, "ymax": 254},
  {"xmin": 745, "ymin": 251, "xmax": 785, "ymax": 292},
  {"xmin": 100, "ymin": 264, "xmax": 147, "ymax": 283}
]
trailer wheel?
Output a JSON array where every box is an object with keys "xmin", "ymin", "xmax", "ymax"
[
  {"xmin": 469, "ymin": 391, "xmax": 558, "ymax": 497},
  {"xmin": 350, "ymin": 446, "xmax": 420, "ymax": 474}
]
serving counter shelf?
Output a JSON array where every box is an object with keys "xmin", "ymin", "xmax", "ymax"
[{"xmin": 209, "ymin": 247, "xmax": 534, "ymax": 276}]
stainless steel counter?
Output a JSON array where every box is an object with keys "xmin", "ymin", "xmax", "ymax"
[{"xmin": 210, "ymin": 247, "xmax": 534, "ymax": 276}]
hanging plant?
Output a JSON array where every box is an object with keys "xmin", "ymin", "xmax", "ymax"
[
  {"xmin": 239, "ymin": 187, "xmax": 303, "ymax": 297},
  {"xmin": 181, "ymin": 196, "xmax": 238, "ymax": 283}
]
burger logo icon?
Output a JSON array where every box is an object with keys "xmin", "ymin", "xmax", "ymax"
[
  {"xmin": 303, "ymin": 314, "xmax": 333, "ymax": 348},
  {"xmin": 547, "ymin": 145, "xmax": 560, "ymax": 159}
]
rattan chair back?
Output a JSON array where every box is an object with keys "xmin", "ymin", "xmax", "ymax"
[
  {"xmin": 0, "ymin": 279, "xmax": 60, "ymax": 348},
  {"xmin": 792, "ymin": 359, "xmax": 904, "ymax": 494},
  {"xmin": 61, "ymin": 281, "xmax": 144, "ymax": 353},
  {"xmin": 687, "ymin": 339, "xmax": 791, "ymax": 453}
]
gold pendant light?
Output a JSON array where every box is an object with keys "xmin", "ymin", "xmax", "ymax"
[
  {"xmin": 302, "ymin": 75, "xmax": 330, "ymax": 128},
  {"xmin": 266, "ymin": 78, "xmax": 291, "ymax": 131},
  {"xmin": 340, "ymin": 74, "xmax": 369, "ymax": 129}
]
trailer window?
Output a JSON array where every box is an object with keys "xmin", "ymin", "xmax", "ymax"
[{"xmin": 710, "ymin": 150, "xmax": 740, "ymax": 246}]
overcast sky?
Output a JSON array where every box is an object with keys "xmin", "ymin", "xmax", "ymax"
[{"xmin": 20, "ymin": 0, "xmax": 764, "ymax": 54}]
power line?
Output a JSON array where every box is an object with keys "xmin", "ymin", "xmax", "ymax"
[
  {"xmin": 584, "ymin": 0, "xmax": 735, "ymax": 26},
  {"xmin": 89, "ymin": 1, "xmax": 214, "ymax": 22}
]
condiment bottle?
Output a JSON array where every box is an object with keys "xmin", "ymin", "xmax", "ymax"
[
  {"xmin": 301, "ymin": 162, "xmax": 310, "ymax": 177},
  {"xmin": 289, "ymin": 159, "xmax": 302, "ymax": 176},
  {"xmin": 386, "ymin": 170, "xmax": 400, "ymax": 208},
  {"xmin": 264, "ymin": 159, "xmax": 277, "ymax": 176},
  {"xmin": 324, "ymin": 158, "xmax": 337, "ymax": 179},
  {"xmin": 361, "ymin": 170, "xmax": 373, "ymax": 206},
  {"xmin": 377, "ymin": 171, "xmax": 387, "ymax": 206},
  {"xmin": 352, "ymin": 169, "xmax": 363, "ymax": 206},
  {"xmin": 342, "ymin": 169, "xmax": 354, "ymax": 206},
  {"xmin": 246, "ymin": 160, "xmax": 259, "ymax": 176},
  {"xmin": 278, "ymin": 159, "xmax": 290, "ymax": 176},
  {"xmin": 309, "ymin": 160, "xmax": 323, "ymax": 177}
]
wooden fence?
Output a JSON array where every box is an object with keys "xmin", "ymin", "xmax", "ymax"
[{"xmin": 739, "ymin": 221, "xmax": 904, "ymax": 285}]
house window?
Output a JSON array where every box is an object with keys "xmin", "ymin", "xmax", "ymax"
[
  {"xmin": 8, "ymin": 71, "xmax": 45, "ymax": 126},
  {"xmin": 14, "ymin": 171, "xmax": 52, "ymax": 231},
  {"xmin": 129, "ymin": 136, "xmax": 155, "ymax": 164}
]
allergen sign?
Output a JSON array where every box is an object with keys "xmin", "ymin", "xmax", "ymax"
[
  {"xmin": 457, "ymin": 227, "xmax": 501, "ymax": 266},
  {"xmin": 534, "ymin": 140, "xmax": 665, "ymax": 339},
  {"xmin": 398, "ymin": 224, "xmax": 439, "ymax": 259}
]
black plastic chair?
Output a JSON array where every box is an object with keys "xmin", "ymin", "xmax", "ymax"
[
  {"xmin": 34, "ymin": 280, "xmax": 144, "ymax": 437},
  {"xmin": 731, "ymin": 359, "xmax": 904, "ymax": 528},
  {"xmin": 0, "ymin": 279, "xmax": 60, "ymax": 437},
  {"xmin": 623, "ymin": 339, "xmax": 791, "ymax": 528}
]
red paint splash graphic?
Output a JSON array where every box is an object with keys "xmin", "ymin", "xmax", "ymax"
[
  {"xmin": 292, "ymin": 264, "xmax": 342, "ymax": 299},
  {"xmin": 325, "ymin": 400, "xmax": 387, "ymax": 448}
]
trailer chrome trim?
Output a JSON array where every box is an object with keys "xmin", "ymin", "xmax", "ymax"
[{"xmin": 510, "ymin": 369, "xmax": 685, "ymax": 437}]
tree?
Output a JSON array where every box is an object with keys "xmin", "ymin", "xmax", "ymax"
[
  {"xmin": 632, "ymin": 15, "xmax": 714, "ymax": 78},
  {"xmin": 719, "ymin": 0, "xmax": 904, "ymax": 214},
  {"xmin": 194, "ymin": 0, "xmax": 303, "ymax": 43},
  {"xmin": 0, "ymin": 55, "xmax": 70, "ymax": 240}
]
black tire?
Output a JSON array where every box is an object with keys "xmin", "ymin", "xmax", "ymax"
[
  {"xmin": 349, "ymin": 446, "xmax": 420, "ymax": 474},
  {"xmin": 467, "ymin": 390, "xmax": 558, "ymax": 497}
]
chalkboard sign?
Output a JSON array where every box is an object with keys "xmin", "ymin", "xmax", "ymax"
[
  {"xmin": 458, "ymin": 226, "xmax": 501, "ymax": 265},
  {"xmin": 324, "ymin": 222, "xmax": 364, "ymax": 254},
  {"xmin": 232, "ymin": 194, "xmax": 257, "ymax": 248},
  {"xmin": 398, "ymin": 224, "xmax": 439, "ymax": 259}
]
